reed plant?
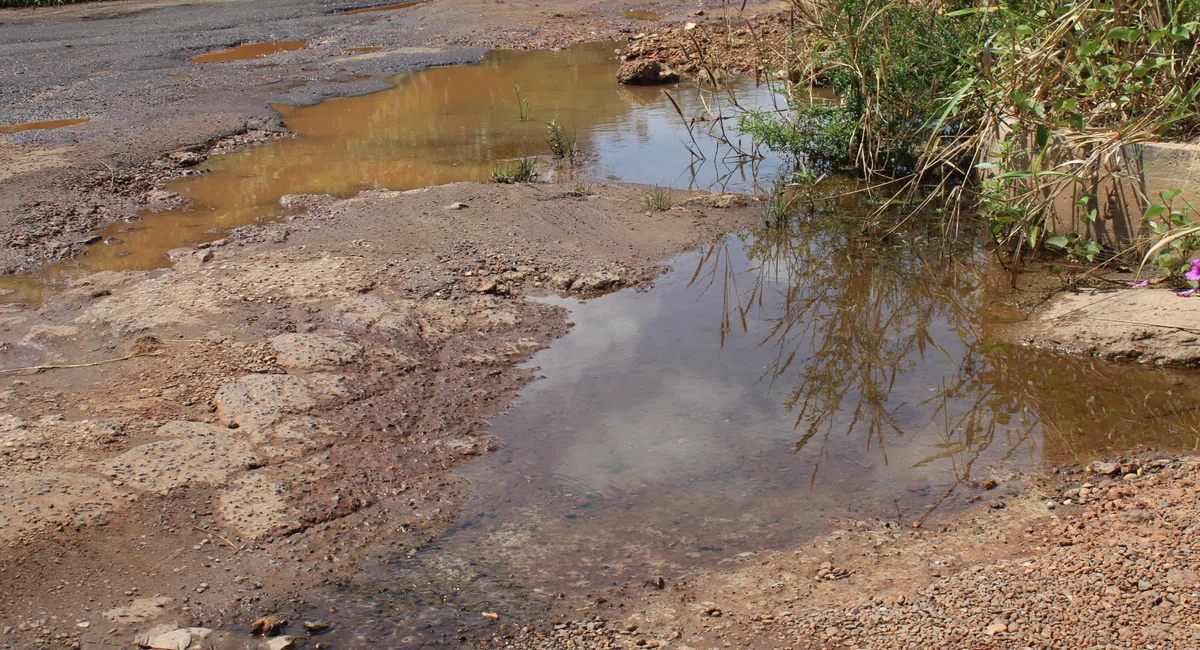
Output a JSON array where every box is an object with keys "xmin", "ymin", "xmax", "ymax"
[{"xmin": 732, "ymin": 0, "xmax": 1200, "ymax": 263}]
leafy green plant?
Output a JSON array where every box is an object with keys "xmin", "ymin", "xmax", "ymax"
[
  {"xmin": 644, "ymin": 185, "xmax": 673, "ymax": 211},
  {"xmin": 490, "ymin": 158, "xmax": 539, "ymax": 184},
  {"xmin": 514, "ymin": 84, "xmax": 530, "ymax": 122},
  {"xmin": 732, "ymin": 0, "xmax": 1200, "ymax": 266},
  {"xmin": 1141, "ymin": 189, "xmax": 1200, "ymax": 280}
]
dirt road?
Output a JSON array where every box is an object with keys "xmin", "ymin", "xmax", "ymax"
[
  {"xmin": 0, "ymin": 181, "xmax": 762, "ymax": 648},
  {"xmin": 0, "ymin": 0, "xmax": 779, "ymax": 274}
]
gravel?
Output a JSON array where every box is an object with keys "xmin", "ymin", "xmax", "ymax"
[{"xmin": 480, "ymin": 457, "xmax": 1200, "ymax": 649}]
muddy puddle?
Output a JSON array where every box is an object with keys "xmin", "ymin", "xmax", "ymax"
[
  {"xmin": 340, "ymin": 1, "xmax": 424, "ymax": 14},
  {"xmin": 0, "ymin": 118, "xmax": 90, "ymax": 134},
  {"xmin": 189, "ymin": 40, "xmax": 309, "ymax": 64},
  {"xmin": 1, "ymin": 41, "xmax": 781, "ymax": 303},
  {"xmin": 620, "ymin": 10, "xmax": 661, "ymax": 20},
  {"xmin": 301, "ymin": 212, "xmax": 1200, "ymax": 647}
]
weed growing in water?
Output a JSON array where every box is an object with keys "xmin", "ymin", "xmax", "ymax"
[
  {"xmin": 729, "ymin": 0, "xmax": 1200, "ymax": 268},
  {"xmin": 762, "ymin": 177, "xmax": 800, "ymax": 228},
  {"xmin": 491, "ymin": 158, "xmax": 539, "ymax": 184},
  {"xmin": 514, "ymin": 84, "xmax": 530, "ymax": 122},
  {"xmin": 644, "ymin": 185, "xmax": 672, "ymax": 212},
  {"xmin": 546, "ymin": 120, "xmax": 578, "ymax": 166}
]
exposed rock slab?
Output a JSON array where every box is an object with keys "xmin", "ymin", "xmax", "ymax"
[
  {"xmin": 0, "ymin": 472, "xmax": 124, "ymax": 543},
  {"xmin": 1017, "ymin": 287, "xmax": 1200, "ymax": 365},
  {"xmin": 96, "ymin": 423, "xmax": 260, "ymax": 493},
  {"xmin": 270, "ymin": 333, "xmax": 362, "ymax": 369},
  {"xmin": 219, "ymin": 471, "xmax": 303, "ymax": 540}
]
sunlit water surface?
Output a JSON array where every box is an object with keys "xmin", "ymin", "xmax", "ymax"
[
  {"xmin": 1, "ymin": 41, "xmax": 781, "ymax": 302},
  {"xmin": 304, "ymin": 211, "xmax": 1200, "ymax": 647}
]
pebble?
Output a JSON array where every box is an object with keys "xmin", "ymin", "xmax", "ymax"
[{"xmin": 478, "ymin": 457, "xmax": 1200, "ymax": 650}]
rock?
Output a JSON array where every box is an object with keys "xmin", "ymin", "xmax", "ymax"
[
  {"xmin": 302, "ymin": 620, "xmax": 332, "ymax": 633},
  {"xmin": 79, "ymin": 235, "xmax": 103, "ymax": 245},
  {"xmin": 168, "ymin": 151, "xmax": 202, "ymax": 167},
  {"xmin": 96, "ymin": 421, "xmax": 260, "ymax": 493},
  {"xmin": 571, "ymin": 271, "xmax": 622, "ymax": 293},
  {"xmin": 136, "ymin": 627, "xmax": 211, "ymax": 650},
  {"xmin": 683, "ymin": 193, "xmax": 747, "ymax": 209},
  {"xmin": 473, "ymin": 278, "xmax": 499, "ymax": 294},
  {"xmin": 215, "ymin": 374, "xmax": 320, "ymax": 430},
  {"xmin": 22, "ymin": 325, "xmax": 79, "ymax": 342},
  {"xmin": 1167, "ymin": 568, "xmax": 1199, "ymax": 587},
  {"xmin": 334, "ymin": 295, "xmax": 418, "ymax": 336},
  {"xmin": 446, "ymin": 202, "xmax": 469, "ymax": 210},
  {"xmin": 270, "ymin": 333, "xmax": 362, "ymax": 370},
  {"xmin": 166, "ymin": 247, "xmax": 195, "ymax": 262},
  {"xmin": 251, "ymin": 616, "xmax": 285, "ymax": 636},
  {"xmin": 145, "ymin": 190, "xmax": 178, "ymax": 203},
  {"xmin": 984, "ymin": 621, "xmax": 1008, "ymax": 635},
  {"xmin": 1091, "ymin": 460, "xmax": 1121, "ymax": 476},
  {"xmin": 263, "ymin": 636, "xmax": 303, "ymax": 650},
  {"xmin": 279, "ymin": 194, "xmax": 335, "ymax": 210},
  {"xmin": 219, "ymin": 471, "xmax": 304, "ymax": 540},
  {"xmin": 617, "ymin": 60, "xmax": 680, "ymax": 85},
  {"xmin": 550, "ymin": 272, "xmax": 576, "ymax": 290}
]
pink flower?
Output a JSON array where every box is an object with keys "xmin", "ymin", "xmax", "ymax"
[
  {"xmin": 1128, "ymin": 280, "xmax": 1150, "ymax": 289},
  {"xmin": 1187, "ymin": 259, "xmax": 1200, "ymax": 283},
  {"xmin": 1178, "ymin": 288, "xmax": 1197, "ymax": 297}
]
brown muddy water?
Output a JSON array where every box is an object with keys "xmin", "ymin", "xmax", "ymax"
[
  {"xmin": 620, "ymin": 10, "xmax": 661, "ymax": 20},
  {"xmin": 0, "ymin": 118, "xmax": 90, "ymax": 134},
  {"xmin": 0, "ymin": 41, "xmax": 782, "ymax": 303},
  {"xmin": 340, "ymin": 1, "xmax": 424, "ymax": 14},
  {"xmin": 300, "ymin": 213, "xmax": 1200, "ymax": 647},
  {"xmin": 189, "ymin": 40, "xmax": 309, "ymax": 64}
]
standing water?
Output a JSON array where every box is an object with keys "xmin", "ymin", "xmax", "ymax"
[
  {"xmin": 302, "ymin": 209, "xmax": 1200, "ymax": 647},
  {"xmin": 0, "ymin": 41, "xmax": 781, "ymax": 302}
]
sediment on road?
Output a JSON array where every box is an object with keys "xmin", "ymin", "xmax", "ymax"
[
  {"xmin": 482, "ymin": 454, "xmax": 1200, "ymax": 650},
  {"xmin": 0, "ymin": 182, "xmax": 761, "ymax": 648}
]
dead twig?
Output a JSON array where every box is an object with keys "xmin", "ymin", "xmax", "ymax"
[
  {"xmin": 192, "ymin": 525, "xmax": 245, "ymax": 551},
  {"xmin": 0, "ymin": 351, "xmax": 162, "ymax": 376}
]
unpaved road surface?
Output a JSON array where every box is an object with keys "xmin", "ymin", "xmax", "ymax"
[
  {"xmin": 0, "ymin": 181, "xmax": 762, "ymax": 648},
  {"xmin": 0, "ymin": 0, "xmax": 780, "ymax": 273},
  {"xmin": 482, "ymin": 455, "xmax": 1200, "ymax": 650}
]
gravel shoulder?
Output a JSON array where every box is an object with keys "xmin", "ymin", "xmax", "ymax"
[
  {"xmin": 481, "ymin": 454, "xmax": 1200, "ymax": 650},
  {"xmin": 0, "ymin": 181, "xmax": 762, "ymax": 649}
]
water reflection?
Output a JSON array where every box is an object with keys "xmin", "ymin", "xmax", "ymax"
[
  {"xmin": 705, "ymin": 207, "xmax": 1200, "ymax": 514},
  {"xmin": 304, "ymin": 204, "xmax": 1200, "ymax": 647},
  {"xmin": 1, "ymin": 41, "xmax": 781, "ymax": 303}
]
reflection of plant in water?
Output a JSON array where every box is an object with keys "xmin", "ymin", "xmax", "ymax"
[
  {"xmin": 692, "ymin": 207, "xmax": 1039, "ymax": 523},
  {"xmin": 696, "ymin": 203, "xmax": 1200, "ymax": 523}
]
